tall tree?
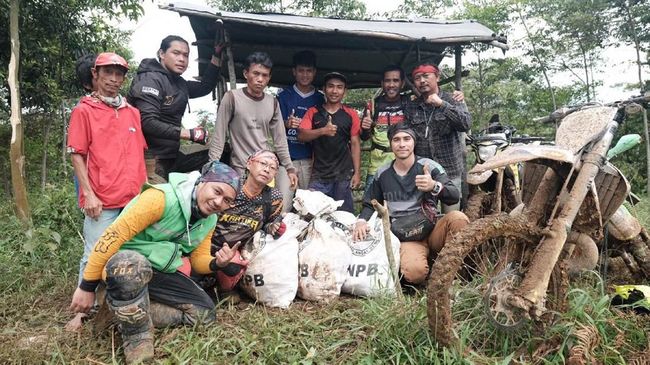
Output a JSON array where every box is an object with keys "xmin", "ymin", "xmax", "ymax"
[
  {"xmin": 8, "ymin": 0, "xmax": 29, "ymax": 224},
  {"xmin": 529, "ymin": 0, "xmax": 611, "ymax": 102},
  {"xmin": 609, "ymin": 0, "xmax": 650, "ymax": 193}
]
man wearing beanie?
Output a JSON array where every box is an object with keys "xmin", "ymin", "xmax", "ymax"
[
  {"xmin": 404, "ymin": 62, "xmax": 470, "ymax": 212},
  {"xmin": 69, "ymin": 161, "xmax": 242, "ymax": 364},
  {"xmin": 352, "ymin": 124, "xmax": 469, "ymax": 286}
]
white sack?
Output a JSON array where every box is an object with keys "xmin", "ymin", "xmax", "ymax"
[
  {"xmin": 342, "ymin": 212, "xmax": 401, "ymax": 297},
  {"xmin": 293, "ymin": 189, "xmax": 343, "ymax": 218},
  {"xmin": 240, "ymin": 213, "xmax": 307, "ymax": 308},
  {"xmin": 297, "ymin": 218, "xmax": 352, "ymax": 302}
]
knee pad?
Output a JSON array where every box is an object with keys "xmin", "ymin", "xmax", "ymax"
[{"xmin": 105, "ymin": 250, "xmax": 152, "ymax": 301}]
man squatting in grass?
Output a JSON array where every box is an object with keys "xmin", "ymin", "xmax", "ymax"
[
  {"xmin": 360, "ymin": 64, "xmax": 409, "ymax": 193},
  {"xmin": 128, "ymin": 35, "xmax": 223, "ymax": 183},
  {"xmin": 209, "ymin": 52, "xmax": 299, "ymax": 195},
  {"xmin": 69, "ymin": 161, "xmax": 243, "ymax": 364},
  {"xmin": 199, "ymin": 150, "xmax": 286, "ymax": 300},
  {"xmin": 298, "ymin": 72, "xmax": 362, "ymax": 213},
  {"xmin": 66, "ymin": 53, "xmax": 148, "ymax": 331},
  {"xmin": 404, "ymin": 62, "xmax": 470, "ymax": 212},
  {"xmin": 353, "ymin": 124, "xmax": 469, "ymax": 285},
  {"xmin": 276, "ymin": 50, "xmax": 325, "ymax": 211}
]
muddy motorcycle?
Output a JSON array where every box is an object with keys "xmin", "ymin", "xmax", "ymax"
[
  {"xmin": 427, "ymin": 95, "xmax": 650, "ymax": 349},
  {"xmin": 465, "ymin": 117, "xmax": 546, "ymax": 220}
]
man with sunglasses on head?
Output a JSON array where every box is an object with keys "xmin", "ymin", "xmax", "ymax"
[{"xmin": 404, "ymin": 62, "xmax": 470, "ymax": 212}]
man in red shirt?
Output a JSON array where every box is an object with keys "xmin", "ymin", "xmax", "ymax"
[
  {"xmin": 66, "ymin": 52, "xmax": 147, "ymax": 331},
  {"xmin": 298, "ymin": 72, "xmax": 361, "ymax": 212}
]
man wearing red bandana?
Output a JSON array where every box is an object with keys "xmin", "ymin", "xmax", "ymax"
[{"xmin": 404, "ymin": 62, "xmax": 470, "ymax": 212}]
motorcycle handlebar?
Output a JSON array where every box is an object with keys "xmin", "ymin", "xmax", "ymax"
[
  {"xmin": 533, "ymin": 94, "xmax": 650, "ymax": 124},
  {"xmin": 511, "ymin": 136, "xmax": 547, "ymax": 143}
]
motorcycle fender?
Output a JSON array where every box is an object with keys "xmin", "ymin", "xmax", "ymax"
[
  {"xmin": 467, "ymin": 169, "xmax": 493, "ymax": 185},
  {"xmin": 469, "ymin": 145, "xmax": 575, "ymax": 174},
  {"xmin": 607, "ymin": 205, "xmax": 642, "ymax": 241}
]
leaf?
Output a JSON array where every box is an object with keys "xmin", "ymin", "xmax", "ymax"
[{"xmin": 51, "ymin": 230, "xmax": 61, "ymax": 245}]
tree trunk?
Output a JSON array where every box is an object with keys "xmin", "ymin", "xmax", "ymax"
[
  {"xmin": 61, "ymin": 101, "xmax": 68, "ymax": 177},
  {"xmin": 8, "ymin": 0, "xmax": 31, "ymax": 224},
  {"xmin": 41, "ymin": 115, "xmax": 52, "ymax": 191},
  {"xmin": 623, "ymin": 0, "xmax": 650, "ymax": 194}
]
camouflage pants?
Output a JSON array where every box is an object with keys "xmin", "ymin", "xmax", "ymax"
[{"xmin": 104, "ymin": 250, "xmax": 216, "ymax": 331}]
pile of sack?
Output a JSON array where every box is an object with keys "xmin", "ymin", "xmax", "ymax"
[{"xmin": 239, "ymin": 189, "xmax": 400, "ymax": 308}]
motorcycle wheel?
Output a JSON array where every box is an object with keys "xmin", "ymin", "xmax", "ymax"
[{"xmin": 427, "ymin": 213, "xmax": 568, "ymax": 350}]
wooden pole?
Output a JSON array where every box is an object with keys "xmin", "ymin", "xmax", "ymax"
[
  {"xmin": 224, "ymin": 30, "xmax": 237, "ymax": 90},
  {"xmin": 8, "ymin": 0, "xmax": 31, "ymax": 224},
  {"xmin": 371, "ymin": 199, "xmax": 402, "ymax": 298}
]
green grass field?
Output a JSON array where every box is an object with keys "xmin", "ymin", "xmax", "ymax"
[{"xmin": 0, "ymin": 186, "xmax": 648, "ymax": 364}]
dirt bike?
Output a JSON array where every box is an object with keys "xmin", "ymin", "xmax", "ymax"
[
  {"xmin": 465, "ymin": 115, "xmax": 547, "ymax": 220},
  {"xmin": 427, "ymin": 95, "xmax": 650, "ymax": 350}
]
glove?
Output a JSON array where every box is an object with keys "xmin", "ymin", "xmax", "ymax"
[{"xmin": 189, "ymin": 127, "xmax": 209, "ymax": 144}]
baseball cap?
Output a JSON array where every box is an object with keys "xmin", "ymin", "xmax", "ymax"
[
  {"xmin": 94, "ymin": 52, "xmax": 129, "ymax": 71},
  {"xmin": 323, "ymin": 72, "xmax": 347, "ymax": 86}
]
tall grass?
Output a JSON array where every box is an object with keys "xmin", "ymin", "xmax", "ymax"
[{"xmin": 0, "ymin": 188, "xmax": 647, "ymax": 364}]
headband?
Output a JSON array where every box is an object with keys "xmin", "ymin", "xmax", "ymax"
[{"xmin": 411, "ymin": 65, "xmax": 440, "ymax": 78}]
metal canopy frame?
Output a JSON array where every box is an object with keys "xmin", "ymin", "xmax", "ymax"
[{"xmin": 161, "ymin": 2, "xmax": 507, "ymax": 97}]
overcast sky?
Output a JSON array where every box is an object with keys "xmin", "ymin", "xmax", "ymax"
[{"xmin": 123, "ymin": 0, "xmax": 648, "ymax": 128}]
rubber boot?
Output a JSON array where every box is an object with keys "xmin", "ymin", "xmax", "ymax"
[{"xmin": 108, "ymin": 294, "xmax": 154, "ymax": 364}]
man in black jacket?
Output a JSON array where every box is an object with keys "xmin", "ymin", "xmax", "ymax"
[{"xmin": 128, "ymin": 35, "xmax": 222, "ymax": 182}]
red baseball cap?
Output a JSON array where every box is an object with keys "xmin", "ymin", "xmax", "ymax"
[{"xmin": 94, "ymin": 52, "xmax": 129, "ymax": 70}]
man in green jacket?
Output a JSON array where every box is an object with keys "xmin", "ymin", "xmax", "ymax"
[{"xmin": 69, "ymin": 161, "xmax": 241, "ymax": 364}]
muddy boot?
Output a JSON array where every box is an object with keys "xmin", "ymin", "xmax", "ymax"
[
  {"xmin": 105, "ymin": 250, "xmax": 154, "ymax": 364},
  {"xmin": 149, "ymin": 302, "xmax": 215, "ymax": 327},
  {"xmin": 108, "ymin": 293, "xmax": 154, "ymax": 364}
]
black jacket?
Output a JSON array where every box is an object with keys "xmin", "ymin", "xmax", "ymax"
[{"xmin": 127, "ymin": 59, "xmax": 220, "ymax": 159}]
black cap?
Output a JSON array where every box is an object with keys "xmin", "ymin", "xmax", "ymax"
[{"xmin": 322, "ymin": 72, "xmax": 347, "ymax": 86}]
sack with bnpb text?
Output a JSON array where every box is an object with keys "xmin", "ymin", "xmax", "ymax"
[
  {"xmin": 342, "ymin": 212, "xmax": 401, "ymax": 297},
  {"xmin": 240, "ymin": 213, "xmax": 307, "ymax": 308},
  {"xmin": 297, "ymin": 218, "xmax": 352, "ymax": 302}
]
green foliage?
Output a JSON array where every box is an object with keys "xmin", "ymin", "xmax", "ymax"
[
  {"xmin": 391, "ymin": 0, "xmax": 457, "ymax": 19},
  {"xmin": 0, "ymin": 0, "xmax": 142, "ymax": 114},
  {"xmin": 210, "ymin": 0, "xmax": 368, "ymax": 19}
]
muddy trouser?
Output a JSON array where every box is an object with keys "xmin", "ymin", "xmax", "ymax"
[
  {"xmin": 441, "ymin": 177, "xmax": 462, "ymax": 213},
  {"xmin": 398, "ymin": 211, "xmax": 469, "ymax": 284},
  {"xmin": 145, "ymin": 149, "xmax": 209, "ymax": 183},
  {"xmin": 276, "ymin": 160, "xmax": 312, "ymax": 212},
  {"xmin": 104, "ymin": 250, "xmax": 216, "ymax": 340}
]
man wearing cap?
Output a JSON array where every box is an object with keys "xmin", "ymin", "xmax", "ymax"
[
  {"xmin": 352, "ymin": 124, "xmax": 469, "ymax": 285},
  {"xmin": 69, "ymin": 161, "xmax": 243, "ymax": 364},
  {"xmin": 298, "ymin": 72, "xmax": 361, "ymax": 213},
  {"xmin": 209, "ymin": 52, "xmax": 299, "ymax": 193},
  {"xmin": 128, "ymin": 35, "xmax": 223, "ymax": 182},
  {"xmin": 276, "ymin": 50, "xmax": 324, "ymax": 211},
  {"xmin": 66, "ymin": 52, "xmax": 148, "ymax": 330},
  {"xmin": 405, "ymin": 62, "xmax": 470, "ymax": 212}
]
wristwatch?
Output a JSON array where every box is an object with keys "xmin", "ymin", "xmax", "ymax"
[{"xmin": 431, "ymin": 181, "xmax": 443, "ymax": 195}]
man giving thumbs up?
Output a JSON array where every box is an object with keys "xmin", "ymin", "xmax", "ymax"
[{"xmin": 352, "ymin": 123, "xmax": 469, "ymax": 286}]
